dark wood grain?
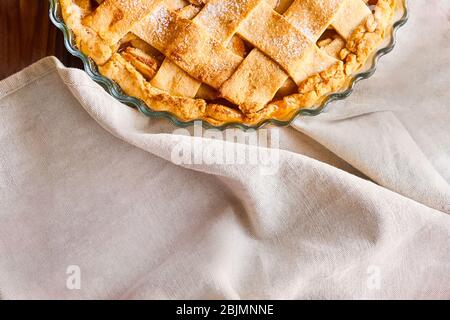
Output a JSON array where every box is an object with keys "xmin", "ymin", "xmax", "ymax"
[{"xmin": 0, "ymin": 0, "xmax": 83, "ymax": 80}]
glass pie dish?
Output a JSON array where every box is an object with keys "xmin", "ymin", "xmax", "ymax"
[{"xmin": 49, "ymin": 0, "xmax": 409, "ymax": 130}]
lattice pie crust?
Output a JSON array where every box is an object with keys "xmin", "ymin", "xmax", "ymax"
[{"xmin": 60, "ymin": 0, "xmax": 396, "ymax": 125}]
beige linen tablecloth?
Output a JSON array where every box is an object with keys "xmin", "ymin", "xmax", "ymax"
[{"xmin": 0, "ymin": 1, "xmax": 449, "ymax": 299}]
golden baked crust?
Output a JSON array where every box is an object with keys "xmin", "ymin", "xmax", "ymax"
[{"xmin": 60, "ymin": 0, "xmax": 396, "ymax": 125}]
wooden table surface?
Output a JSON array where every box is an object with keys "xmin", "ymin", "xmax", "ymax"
[{"xmin": 0, "ymin": 0, "xmax": 82, "ymax": 80}]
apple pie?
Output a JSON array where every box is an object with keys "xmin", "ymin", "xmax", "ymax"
[{"xmin": 59, "ymin": 0, "xmax": 396, "ymax": 125}]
